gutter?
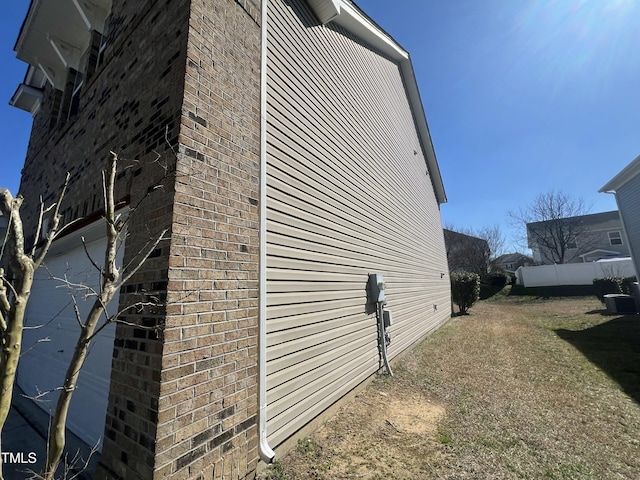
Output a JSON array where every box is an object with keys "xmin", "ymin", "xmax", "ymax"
[{"xmin": 258, "ymin": 0, "xmax": 276, "ymax": 464}]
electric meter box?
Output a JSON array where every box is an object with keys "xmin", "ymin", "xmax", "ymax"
[{"xmin": 367, "ymin": 273, "xmax": 386, "ymax": 305}]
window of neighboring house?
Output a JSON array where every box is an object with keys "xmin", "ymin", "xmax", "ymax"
[
  {"xmin": 608, "ymin": 231, "xmax": 623, "ymax": 246},
  {"xmin": 567, "ymin": 240, "xmax": 577, "ymax": 249}
]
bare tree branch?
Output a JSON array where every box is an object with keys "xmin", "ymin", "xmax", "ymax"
[
  {"xmin": 19, "ymin": 337, "xmax": 51, "ymax": 358},
  {"xmin": 0, "ymin": 181, "xmax": 70, "ymax": 474},
  {"xmin": 0, "ymin": 269, "xmax": 10, "ymax": 331},
  {"xmin": 477, "ymin": 224, "xmax": 506, "ymax": 261},
  {"xmin": 0, "ymin": 268, "xmax": 18, "ymax": 301},
  {"xmin": 0, "ymin": 209, "xmax": 13, "ymax": 261},
  {"xmin": 2, "ymin": 142, "xmax": 176, "ymax": 479},
  {"xmin": 120, "ymin": 229, "xmax": 168, "ymax": 285},
  {"xmin": 31, "ymin": 196, "xmax": 46, "ymax": 258},
  {"xmin": 41, "ymin": 151, "xmax": 169, "ymax": 479},
  {"xmin": 34, "ymin": 173, "xmax": 71, "ymax": 268},
  {"xmin": 80, "ymin": 236, "xmax": 103, "ymax": 276},
  {"xmin": 69, "ymin": 290, "xmax": 84, "ymax": 329},
  {"xmin": 50, "ymin": 277, "xmax": 100, "ymax": 303},
  {"xmin": 86, "ymin": 300, "xmax": 163, "ymax": 343},
  {"xmin": 508, "ymin": 190, "xmax": 593, "ymax": 264}
]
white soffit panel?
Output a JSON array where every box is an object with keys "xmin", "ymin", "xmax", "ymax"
[{"xmin": 306, "ymin": 0, "xmax": 341, "ymax": 24}]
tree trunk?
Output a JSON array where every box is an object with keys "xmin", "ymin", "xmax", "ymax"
[
  {"xmin": 0, "ymin": 189, "xmax": 38, "ymax": 480},
  {"xmin": 0, "ymin": 292, "xmax": 29, "ymax": 480},
  {"xmin": 41, "ymin": 287, "xmax": 117, "ymax": 479},
  {"xmin": 42, "ymin": 154, "xmax": 120, "ymax": 479}
]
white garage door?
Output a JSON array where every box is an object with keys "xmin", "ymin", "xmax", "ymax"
[{"xmin": 18, "ymin": 219, "xmax": 122, "ymax": 450}]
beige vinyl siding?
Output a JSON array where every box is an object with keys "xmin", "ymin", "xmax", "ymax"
[{"xmin": 266, "ymin": 0, "xmax": 450, "ymax": 447}]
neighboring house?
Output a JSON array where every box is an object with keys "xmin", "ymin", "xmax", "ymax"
[
  {"xmin": 8, "ymin": 1, "xmax": 451, "ymax": 479},
  {"xmin": 493, "ymin": 252, "xmax": 532, "ymax": 274},
  {"xmin": 527, "ymin": 210, "xmax": 629, "ymax": 265},
  {"xmin": 443, "ymin": 229, "xmax": 490, "ymax": 275},
  {"xmin": 600, "ymin": 155, "xmax": 640, "ymax": 281}
]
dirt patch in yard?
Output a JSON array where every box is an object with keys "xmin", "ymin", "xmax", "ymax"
[
  {"xmin": 284, "ymin": 387, "xmax": 449, "ymax": 480},
  {"xmin": 385, "ymin": 395, "xmax": 445, "ymax": 435},
  {"xmin": 264, "ymin": 296, "xmax": 640, "ymax": 480}
]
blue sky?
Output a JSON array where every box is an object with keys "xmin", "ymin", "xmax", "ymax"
[
  {"xmin": 1, "ymin": 3, "xmax": 32, "ymax": 196},
  {"xmin": 359, "ymin": 0, "xmax": 639, "ymax": 251},
  {"xmin": 2, "ymin": 1, "xmax": 639, "ymax": 253}
]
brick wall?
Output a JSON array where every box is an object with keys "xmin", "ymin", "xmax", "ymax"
[
  {"xmin": 15, "ymin": 0, "xmax": 186, "ymax": 478},
  {"xmin": 16, "ymin": 0, "xmax": 262, "ymax": 477},
  {"xmin": 18, "ymin": 0, "xmax": 189, "ymax": 241},
  {"xmin": 152, "ymin": 0, "xmax": 262, "ymax": 478}
]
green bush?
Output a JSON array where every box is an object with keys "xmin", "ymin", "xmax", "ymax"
[
  {"xmin": 592, "ymin": 277, "xmax": 622, "ymax": 303},
  {"xmin": 482, "ymin": 273, "xmax": 508, "ymax": 288},
  {"xmin": 479, "ymin": 273, "xmax": 508, "ymax": 300},
  {"xmin": 451, "ymin": 272, "xmax": 481, "ymax": 314}
]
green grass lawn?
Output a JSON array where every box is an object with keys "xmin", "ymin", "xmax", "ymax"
[{"xmin": 262, "ymin": 295, "xmax": 640, "ymax": 480}]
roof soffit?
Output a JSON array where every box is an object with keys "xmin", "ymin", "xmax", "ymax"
[
  {"xmin": 306, "ymin": 0, "xmax": 341, "ymax": 24},
  {"xmin": 14, "ymin": 0, "xmax": 112, "ymax": 90},
  {"xmin": 9, "ymin": 84, "xmax": 44, "ymax": 115}
]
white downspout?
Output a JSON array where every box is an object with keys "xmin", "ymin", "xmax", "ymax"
[{"xmin": 258, "ymin": 0, "xmax": 276, "ymax": 464}]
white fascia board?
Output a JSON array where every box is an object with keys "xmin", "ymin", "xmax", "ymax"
[
  {"xmin": 25, "ymin": 65, "xmax": 47, "ymax": 88},
  {"xmin": 399, "ymin": 58, "xmax": 447, "ymax": 204},
  {"xmin": 14, "ymin": 0, "xmax": 96, "ymax": 89},
  {"xmin": 331, "ymin": 1, "xmax": 408, "ymax": 60},
  {"xmin": 309, "ymin": 0, "xmax": 447, "ymax": 204},
  {"xmin": 38, "ymin": 61, "xmax": 65, "ymax": 90},
  {"xmin": 9, "ymin": 83, "xmax": 44, "ymax": 115},
  {"xmin": 600, "ymin": 154, "xmax": 640, "ymax": 193},
  {"xmin": 14, "ymin": 0, "xmax": 44, "ymax": 56}
]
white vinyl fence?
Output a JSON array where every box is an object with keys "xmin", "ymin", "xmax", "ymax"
[{"xmin": 515, "ymin": 258, "xmax": 635, "ymax": 287}]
